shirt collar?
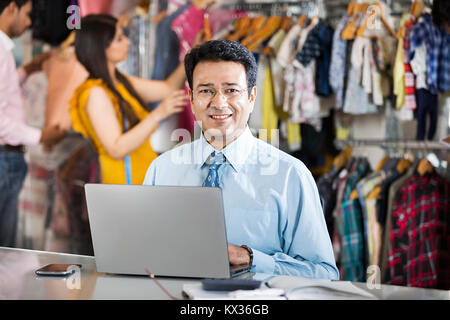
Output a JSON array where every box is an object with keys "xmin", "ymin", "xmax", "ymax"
[
  {"xmin": 196, "ymin": 126, "xmax": 256, "ymax": 173},
  {"xmin": 0, "ymin": 30, "xmax": 14, "ymax": 52}
]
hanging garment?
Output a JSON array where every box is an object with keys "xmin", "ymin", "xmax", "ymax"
[
  {"xmin": 148, "ymin": 4, "xmax": 189, "ymax": 153},
  {"xmin": 410, "ymin": 42, "xmax": 428, "ymax": 90},
  {"xmin": 380, "ymin": 165, "xmax": 416, "ymax": 282},
  {"xmin": 355, "ymin": 174, "xmax": 383, "ymax": 267},
  {"xmin": 332, "ymin": 161, "xmax": 359, "ymax": 265},
  {"xmin": 295, "ymin": 24, "xmax": 321, "ymax": 68},
  {"xmin": 69, "ymin": 79, "xmax": 158, "ymax": 184},
  {"xmin": 261, "ymin": 58, "xmax": 278, "ymax": 142},
  {"xmin": 337, "ymin": 159, "xmax": 371, "ymax": 282},
  {"xmin": 394, "ymin": 14, "xmax": 410, "ymax": 110},
  {"xmin": 45, "ymin": 140, "xmax": 99, "ymax": 256},
  {"xmin": 276, "ymin": 25, "xmax": 302, "ymax": 68},
  {"xmin": 171, "ymin": 4, "xmax": 206, "ymax": 134},
  {"xmin": 315, "ymin": 22, "xmax": 334, "ymax": 97},
  {"xmin": 151, "ymin": 5, "xmax": 188, "ymax": 82},
  {"xmin": 415, "ymin": 88, "xmax": 439, "ymax": 141},
  {"xmin": 17, "ymin": 72, "xmax": 50, "ymax": 250},
  {"xmin": 317, "ymin": 168, "xmax": 341, "ymax": 240},
  {"xmin": 409, "ymin": 13, "xmax": 450, "ymax": 94},
  {"xmin": 248, "ymin": 56, "xmax": 266, "ymax": 132},
  {"xmin": 109, "ymin": 0, "xmax": 140, "ymax": 17},
  {"xmin": 268, "ymin": 29, "xmax": 287, "ymax": 108},
  {"xmin": 403, "ymin": 17, "xmax": 417, "ymax": 110},
  {"xmin": 329, "ymin": 14, "xmax": 349, "ymax": 109},
  {"xmin": 343, "ymin": 39, "xmax": 378, "ymax": 114},
  {"xmin": 119, "ymin": 10, "xmax": 154, "ymax": 79},
  {"xmin": 78, "ymin": 0, "xmax": 113, "ymax": 16},
  {"xmin": 285, "ymin": 61, "xmax": 321, "ymax": 124},
  {"xmin": 386, "ymin": 171, "xmax": 450, "ymax": 289}
]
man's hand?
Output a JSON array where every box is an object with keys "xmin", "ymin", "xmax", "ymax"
[
  {"xmin": 228, "ymin": 244, "xmax": 251, "ymax": 266},
  {"xmin": 22, "ymin": 50, "xmax": 52, "ymax": 76},
  {"xmin": 39, "ymin": 124, "xmax": 66, "ymax": 152}
]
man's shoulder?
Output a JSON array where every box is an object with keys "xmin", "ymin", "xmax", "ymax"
[
  {"xmin": 252, "ymin": 137, "xmax": 311, "ymax": 177},
  {"xmin": 151, "ymin": 139, "xmax": 199, "ymax": 168}
]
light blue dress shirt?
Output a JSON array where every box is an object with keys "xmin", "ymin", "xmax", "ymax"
[{"xmin": 143, "ymin": 127, "xmax": 339, "ymax": 280}]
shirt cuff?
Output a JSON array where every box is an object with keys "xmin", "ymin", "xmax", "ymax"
[
  {"xmin": 22, "ymin": 127, "xmax": 42, "ymax": 146},
  {"xmin": 17, "ymin": 67, "xmax": 27, "ymax": 85},
  {"xmin": 251, "ymin": 248, "xmax": 276, "ymax": 274}
]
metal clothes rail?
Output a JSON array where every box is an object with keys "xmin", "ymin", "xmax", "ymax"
[{"xmin": 335, "ymin": 139, "xmax": 450, "ymax": 150}]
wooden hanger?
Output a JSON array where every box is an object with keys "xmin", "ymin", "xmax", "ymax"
[
  {"xmin": 350, "ymin": 188, "xmax": 359, "ymax": 200},
  {"xmin": 263, "ymin": 16, "xmax": 291, "ymax": 55},
  {"xmin": 357, "ymin": 2, "xmax": 398, "ymax": 39},
  {"xmin": 282, "ymin": 16, "xmax": 293, "ymax": 31},
  {"xmin": 61, "ymin": 31, "xmax": 75, "ymax": 48},
  {"xmin": 367, "ymin": 186, "xmax": 381, "ymax": 200},
  {"xmin": 410, "ymin": 1, "xmax": 425, "ymax": 18},
  {"xmin": 244, "ymin": 16, "xmax": 283, "ymax": 51},
  {"xmin": 375, "ymin": 156, "xmax": 388, "ymax": 173},
  {"xmin": 396, "ymin": 158, "xmax": 412, "ymax": 174},
  {"xmin": 151, "ymin": 10, "xmax": 168, "ymax": 24},
  {"xmin": 192, "ymin": 0, "xmax": 215, "ymax": 10},
  {"xmin": 333, "ymin": 146, "xmax": 353, "ymax": 169},
  {"xmin": 308, "ymin": 15, "xmax": 320, "ymax": 28},
  {"xmin": 297, "ymin": 14, "xmax": 307, "ymax": 27},
  {"xmin": 204, "ymin": 13, "xmax": 212, "ymax": 41},
  {"xmin": 227, "ymin": 17, "xmax": 252, "ymax": 41},
  {"xmin": 347, "ymin": 2, "xmax": 356, "ymax": 16},
  {"xmin": 333, "ymin": 153, "xmax": 347, "ymax": 170},
  {"xmin": 235, "ymin": 16, "xmax": 267, "ymax": 42},
  {"xmin": 417, "ymin": 158, "xmax": 433, "ymax": 176}
]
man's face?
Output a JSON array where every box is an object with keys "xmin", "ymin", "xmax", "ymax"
[
  {"xmin": 190, "ymin": 61, "xmax": 256, "ymax": 145},
  {"xmin": 9, "ymin": 1, "xmax": 32, "ymax": 38}
]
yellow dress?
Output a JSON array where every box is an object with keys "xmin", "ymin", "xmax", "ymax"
[{"xmin": 69, "ymin": 79, "xmax": 158, "ymax": 185}]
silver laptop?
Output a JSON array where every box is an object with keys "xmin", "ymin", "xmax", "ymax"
[{"xmin": 84, "ymin": 184, "xmax": 251, "ymax": 279}]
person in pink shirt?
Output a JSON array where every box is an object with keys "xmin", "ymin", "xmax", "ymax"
[{"xmin": 0, "ymin": 0, "xmax": 64, "ymax": 247}]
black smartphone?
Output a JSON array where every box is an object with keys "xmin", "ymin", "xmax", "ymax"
[{"xmin": 35, "ymin": 264, "xmax": 82, "ymax": 276}]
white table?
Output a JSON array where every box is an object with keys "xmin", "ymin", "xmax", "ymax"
[{"xmin": 0, "ymin": 247, "xmax": 448, "ymax": 300}]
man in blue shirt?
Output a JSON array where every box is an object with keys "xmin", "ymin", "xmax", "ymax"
[{"xmin": 143, "ymin": 40, "xmax": 339, "ymax": 280}]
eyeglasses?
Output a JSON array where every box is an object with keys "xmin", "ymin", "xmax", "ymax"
[{"xmin": 195, "ymin": 87, "xmax": 248, "ymax": 101}]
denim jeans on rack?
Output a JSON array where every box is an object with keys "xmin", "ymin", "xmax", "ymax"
[{"xmin": 0, "ymin": 150, "xmax": 27, "ymax": 247}]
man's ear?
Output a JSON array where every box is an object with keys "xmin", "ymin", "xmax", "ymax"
[
  {"xmin": 188, "ymin": 88, "xmax": 195, "ymax": 115},
  {"xmin": 6, "ymin": 1, "xmax": 19, "ymax": 15},
  {"xmin": 248, "ymin": 86, "xmax": 257, "ymax": 113}
]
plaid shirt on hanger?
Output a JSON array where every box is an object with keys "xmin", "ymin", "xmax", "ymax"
[
  {"xmin": 409, "ymin": 14, "xmax": 450, "ymax": 94},
  {"xmin": 386, "ymin": 172, "xmax": 450, "ymax": 289},
  {"xmin": 295, "ymin": 24, "xmax": 321, "ymax": 67},
  {"xmin": 337, "ymin": 160, "xmax": 371, "ymax": 282}
]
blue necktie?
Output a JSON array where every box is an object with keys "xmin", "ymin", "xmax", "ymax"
[{"xmin": 203, "ymin": 151, "xmax": 226, "ymax": 188}]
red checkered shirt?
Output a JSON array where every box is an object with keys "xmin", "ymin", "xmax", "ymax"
[{"xmin": 386, "ymin": 172, "xmax": 450, "ymax": 289}]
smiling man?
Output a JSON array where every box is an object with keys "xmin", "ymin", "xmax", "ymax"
[{"xmin": 143, "ymin": 40, "xmax": 338, "ymax": 279}]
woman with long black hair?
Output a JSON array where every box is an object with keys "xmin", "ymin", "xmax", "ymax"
[{"xmin": 70, "ymin": 14, "xmax": 194, "ymax": 184}]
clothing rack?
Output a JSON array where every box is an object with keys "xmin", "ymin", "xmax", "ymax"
[
  {"xmin": 335, "ymin": 139, "xmax": 450, "ymax": 150},
  {"xmin": 219, "ymin": 0, "xmax": 322, "ymax": 17}
]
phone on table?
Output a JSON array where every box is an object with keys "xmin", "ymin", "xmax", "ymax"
[{"xmin": 35, "ymin": 264, "xmax": 82, "ymax": 276}]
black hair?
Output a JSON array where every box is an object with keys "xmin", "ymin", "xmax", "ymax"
[
  {"xmin": 0, "ymin": 0, "xmax": 29, "ymax": 14},
  {"xmin": 432, "ymin": 0, "xmax": 450, "ymax": 27},
  {"xmin": 184, "ymin": 40, "xmax": 257, "ymax": 97},
  {"xmin": 75, "ymin": 14, "xmax": 145, "ymax": 129}
]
